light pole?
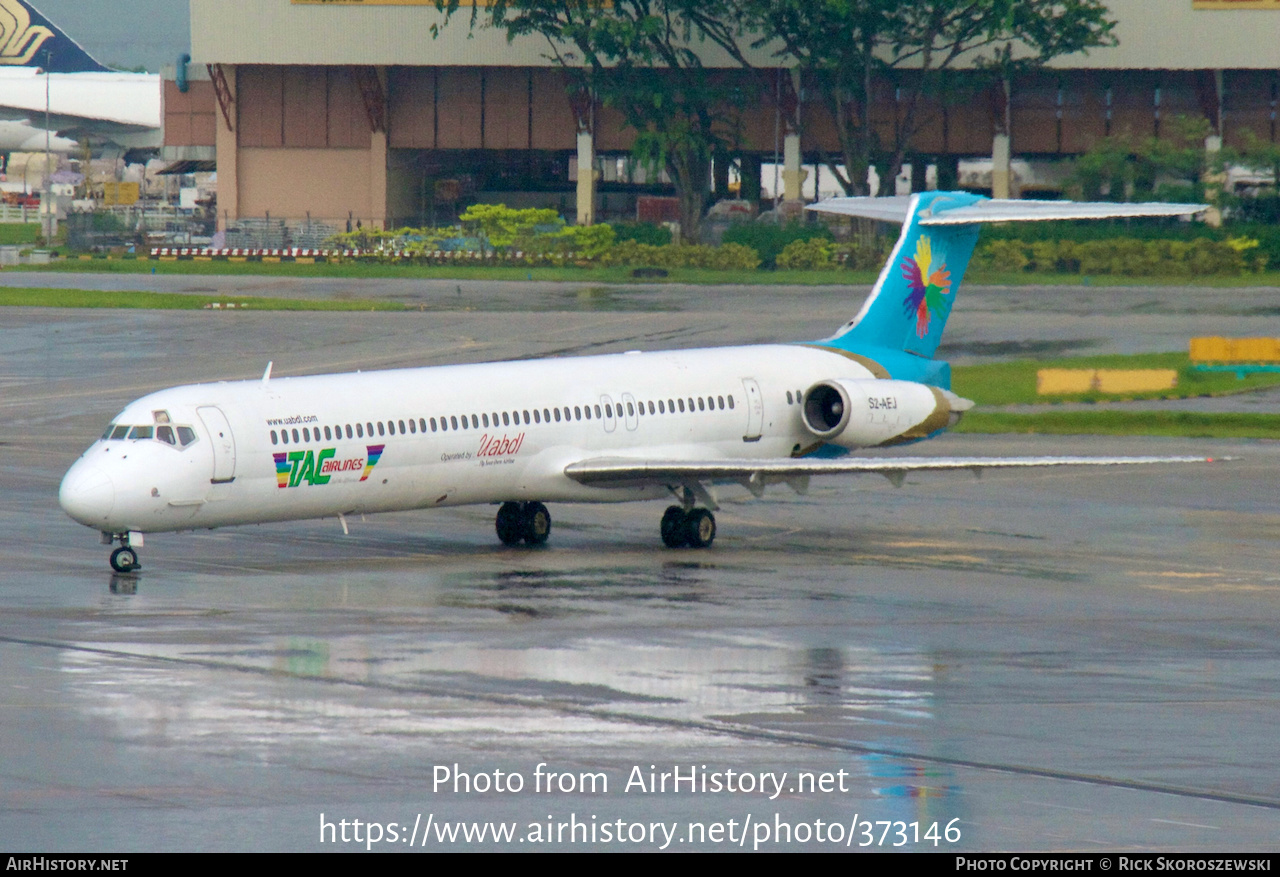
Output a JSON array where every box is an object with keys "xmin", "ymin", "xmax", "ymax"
[{"xmin": 42, "ymin": 50, "xmax": 52, "ymax": 242}]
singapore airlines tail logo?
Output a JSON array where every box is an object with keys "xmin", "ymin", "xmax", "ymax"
[{"xmin": 0, "ymin": 0, "xmax": 53, "ymax": 66}]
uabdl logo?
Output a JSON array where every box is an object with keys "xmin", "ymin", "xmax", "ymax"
[
  {"xmin": 274, "ymin": 444, "xmax": 384, "ymax": 488},
  {"xmin": 477, "ymin": 432, "xmax": 524, "ymax": 458}
]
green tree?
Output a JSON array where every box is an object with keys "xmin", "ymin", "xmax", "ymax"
[
  {"xmin": 1068, "ymin": 115, "xmax": 1215, "ymax": 203},
  {"xmin": 1233, "ymin": 128, "xmax": 1280, "ymax": 192},
  {"xmin": 743, "ymin": 0, "xmax": 1117, "ymax": 194},
  {"xmin": 438, "ymin": 0, "xmax": 759, "ymax": 241}
]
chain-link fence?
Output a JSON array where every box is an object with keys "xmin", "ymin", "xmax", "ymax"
[
  {"xmin": 66, "ymin": 207, "xmax": 216, "ymax": 251},
  {"xmin": 221, "ymin": 217, "xmax": 342, "ymax": 250}
]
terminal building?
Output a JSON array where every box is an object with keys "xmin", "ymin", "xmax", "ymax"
[{"xmin": 163, "ymin": 0, "xmax": 1280, "ymax": 233}]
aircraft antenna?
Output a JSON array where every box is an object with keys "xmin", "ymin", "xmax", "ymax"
[{"xmin": 261, "ymin": 361, "xmax": 273, "ymax": 384}]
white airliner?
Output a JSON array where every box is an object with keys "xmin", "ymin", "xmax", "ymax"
[
  {"xmin": 60, "ymin": 192, "xmax": 1213, "ymax": 572},
  {"xmin": 0, "ymin": 117, "xmax": 74, "ymax": 152}
]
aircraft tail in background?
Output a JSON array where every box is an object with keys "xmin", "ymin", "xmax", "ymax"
[{"xmin": 0, "ymin": 0, "xmax": 110, "ymax": 73}]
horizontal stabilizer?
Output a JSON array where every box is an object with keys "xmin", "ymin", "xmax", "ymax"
[
  {"xmin": 805, "ymin": 195, "xmax": 915, "ymax": 224},
  {"xmin": 565, "ymin": 455, "xmax": 1217, "ymax": 487},
  {"xmin": 808, "ymin": 196, "xmax": 1207, "ymax": 226}
]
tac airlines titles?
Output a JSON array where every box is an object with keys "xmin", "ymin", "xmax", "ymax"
[
  {"xmin": 442, "ymin": 432, "xmax": 525, "ymax": 464},
  {"xmin": 275, "ymin": 445, "xmax": 384, "ymax": 488}
]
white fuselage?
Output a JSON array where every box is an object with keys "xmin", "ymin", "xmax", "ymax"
[{"xmin": 59, "ymin": 344, "xmax": 895, "ymax": 535}]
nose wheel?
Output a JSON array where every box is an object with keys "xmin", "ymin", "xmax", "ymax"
[
  {"xmin": 660, "ymin": 506, "xmax": 716, "ymax": 548},
  {"xmin": 109, "ymin": 545, "xmax": 140, "ymax": 572},
  {"xmin": 106, "ymin": 534, "xmax": 141, "ymax": 572}
]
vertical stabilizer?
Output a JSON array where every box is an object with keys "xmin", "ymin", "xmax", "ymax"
[
  {"xmin": 809, "ymin": 192, "xmax": 1207, "ymax": 369},
  {"xmin": 824, "ymin": 191, "xmax": 983, "ymax": 360},
  {"xmin": 0, "ymin": 0, "xmax": 110, "ymax": 72}
]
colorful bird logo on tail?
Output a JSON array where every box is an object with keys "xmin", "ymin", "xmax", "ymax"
[{"xmin": 901, "ymin": 235, "xmax": 952, "ymax": 338}]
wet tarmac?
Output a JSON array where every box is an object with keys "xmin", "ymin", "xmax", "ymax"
[
  {"xmin": 5, "ymin": 269, "xmax": 1279, "ymax": 360},
  {"xmin": 2, "ymin": 283, "xmax": 1280, "ymax": 851}
]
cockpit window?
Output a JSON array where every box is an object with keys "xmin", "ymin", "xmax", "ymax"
[{"xmin": 101, "ymin": 421, "xmax": 198, "ymax": 448}]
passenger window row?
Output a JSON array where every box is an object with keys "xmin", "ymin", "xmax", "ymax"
[{"xmin": 268, "ymin": 392, "xmax": 738, "ymax": 447}]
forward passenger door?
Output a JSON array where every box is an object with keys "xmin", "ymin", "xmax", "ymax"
[
  {"xmin": 197, "ymin": 406, "xmax": 237, "ymax": 482},
  {"xmin": 740, "ymin": 379, "xmax": 763, "ymax": 442}
]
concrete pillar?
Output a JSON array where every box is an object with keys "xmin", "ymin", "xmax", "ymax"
[
  {"xmin": 215, "ymin": 66, "xmax": 238, "ymax": 231},
  {"xmin": 369, "ymin": 67, "xmax": 389, "ymax": 230},
  {"xmin": 781, "ymin": 131, "xmax": 807, "ymax": 202},
  {"xmin": 39, "ymin": 200, "xmax": 56, "ymax": 241},
  {"xmin": 370, "ymin": 129, "xmax": 388, "ymax": 231},
  {"xmin": 1202, "ymin": 134, "xmax": 1224, "ymax": 227},
  {"xmin": 576, "ymin": 129, "xmax": 595, "ymax": 225},
  {"xmin": 991, "ymin": 132, "xmax": 1012, "ymax": 199}
]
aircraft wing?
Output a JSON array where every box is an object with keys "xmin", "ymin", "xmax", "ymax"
[
  {"xmin": 807, "ymin": 196, "xmax": 1207, "ymax": 225},
  {"xmin": 565, "ymin": 454, "xmax": 1216, "ymax": 493},
  {"xmin": 0, "ymin": 68, "xmax": 161, "ymax": 148}
]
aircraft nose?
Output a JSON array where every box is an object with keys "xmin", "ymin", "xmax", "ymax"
[{"xmin": 59, "ymin": 462, "xmax": 115, "ymax": 526}]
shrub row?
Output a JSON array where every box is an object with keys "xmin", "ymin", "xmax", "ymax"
[
  {"xmin": 774, "ymin": 237, "xmax": 894, "ymax": 271},
  {"xmin": 594, "ymin": 240, "xmax": 762, "ymax": 270},
  {"xmin": 981, "ymin": 219, "xmax": 1280, "ymax": 270},
  {"xmin": 975, "ymin": 237, "xmax": 1264, "ymax": 276},
  {"xmin": 328, "ymin": 238, "xmax": 763, "ymax": 270},
  {"xmin": 325, "ymin": 205, "xmax": 897, "ymax": 271},
  {"xmin": 721, "ymin": 222, "xmax": 832, "ymax": 268}
]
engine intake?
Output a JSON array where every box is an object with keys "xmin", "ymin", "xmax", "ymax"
[{"xmin": 803, "ymin": 383, "xmax": 849, "ymax": 438}]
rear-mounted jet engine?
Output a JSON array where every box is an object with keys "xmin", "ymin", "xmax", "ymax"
[{"xmin": 801, "ymin": 379, "xmax": 973, "ymax": 448}]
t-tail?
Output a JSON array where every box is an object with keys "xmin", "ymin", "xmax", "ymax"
[
  {"xmin": 806, "ymin": 192, "xmax": 1210, "ymax": 389},
  {"xmin": 0, "ymin": 0, "xmax": 110, "ymax": 73}
]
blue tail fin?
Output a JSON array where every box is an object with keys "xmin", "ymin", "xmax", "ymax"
[
  {"xmin": 808, "ymin": 191, "xmax": 1209, "ymax": 385},
  {"xmin": 826, "ymin": 191, "xmax": 983, "ymax": 360}
]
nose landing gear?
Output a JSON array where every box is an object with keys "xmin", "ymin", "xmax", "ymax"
[{"xmin": 105, "ymin": 533, "xmax": 141, "ymax": 572}]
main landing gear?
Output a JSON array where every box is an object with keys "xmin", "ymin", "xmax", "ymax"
[
  {"xmin": 495, "ymin": 501, "xmax": 551, "ymax": 546},
  {"xmin": 660, "ymin": 505, "xmax": 716, "ymax": 549},
  {"xmin": 105, "ymin": 533, "xmax": 141, "ymax": 572}
]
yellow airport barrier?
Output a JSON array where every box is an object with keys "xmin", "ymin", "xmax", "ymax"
[
  {"xmin": 1189, "ymin": 336, "xmax": 1230, "ymax": 362},
  {"xmin": 1190, "ymin": 336, "xmax": 1280, "ymax": 363},
  {"xmin": 1094, "ymin": 369, "xmax": 1178, "ymax": 393},
  {"xmin": 1235, "ymin": 337, "xmax": 1280, "ymax": 361},
  {"xmin": 1037, "ymin": 369, "xmax": 1178, "ymax": 395},
  {"xmin": 1036, "ymin": 369, "xmax": 1097, "ymax": 394}
]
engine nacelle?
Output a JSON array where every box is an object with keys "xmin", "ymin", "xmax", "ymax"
[{"xmin": 801, "ymin": 378, "xmax": 972, "ymax": 448}]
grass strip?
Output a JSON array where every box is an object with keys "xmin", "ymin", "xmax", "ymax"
[
  {"xmin": 963, "ymin": 269, "xmax": 1280, "ymax": 288},
  {"xmin": 951, "ymin": 352, "xmax": 1280, "ymax": 406},
  {"xmin": 16, "ymin": 259, "xmax": 881, "ymax": 285},
  {"xmin": 0, "ymin": 288, "xmax": 404, "ymax": 311},
  {"xmin": 955, "ymin": 411, "xmax": 1280, "ymax": 439},
  {"xmin": 0, "ymin": 224, "xmax": 40, "ymax": 245},
  {"xmin": 27, "ymin": 257, "xmax": 1280, "ymax": 286}
]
